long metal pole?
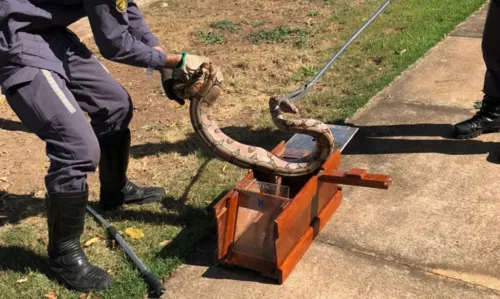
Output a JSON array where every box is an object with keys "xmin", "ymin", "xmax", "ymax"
[
  {"xmin": 86, "ymin": 206, "xmax": 165, "ymax": 298},
  {"xmin": 278, "ymin": 0, "xmax": 392, "ymax": 104}
]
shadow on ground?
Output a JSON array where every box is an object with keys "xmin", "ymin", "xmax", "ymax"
[
  {"xmin": 80, "ymin": 125, "xmax": 291, "ymax": 289},
  {"xmin": 341, "ymin": 123, "xmax": 500, "ymax": 163},
  {"xmin": 167, "ymin": 231, "xmax": 278, "ymax": 285},
  {"xmin": 129, "ymin": 126, "xmax": 293, "ymax": 158},
  {"xmin": 0, "ymin": 245, "xmax": 48, "ymax": 273},
  {"xmin": 3, "ymin": 121, "xmax": 499, "ymax": 288},
  {"xmin": 0, "ymin": 124, "xmax": 287, "ymax": 290},
  {"xmin": 0, "ymin": 118, "xmax": 29, "ymax": 133},
  {"xmin": 5, "ymin": 118, "xmax": 495, "ymax": 159},
  {"xmin": 152, "ymin": 122, "xmax": 500, "ymax": 286},
  {"xmin": 0, "ymin": 192, "xmax": 45, "ymax": 226}
]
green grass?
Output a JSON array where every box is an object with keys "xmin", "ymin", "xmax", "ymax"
[
  {"xmin": 0, "ymin": 0, "xmax": 487, "ymax": 298},
  {"xmin": 290, "ymin": 65, "xmax": 319, "ymax": 82},
  {"xmin": 0, "ymin": 155, "xmax": 233, "ymax": 299},
  {"xmin": 197, "ymin": 20, "xmax": 241, "ymax": 44},
  {"xmin": 251, "ymin": 20, "xmax": 266, "ymax": 28},
  {"xmin": 297, "ymin": 0, "xmax": 487, "ymax": 122},
  {"xmin": 210, "ymin": 20, "xmax": 240, "ymax": 33},
  {"xmin": 247, "ymin": 26, "xmax": 308, "ymax": 45},
  {"xmin": 196, "ymin": 30, "xmax": 225, "ymax": 44}
]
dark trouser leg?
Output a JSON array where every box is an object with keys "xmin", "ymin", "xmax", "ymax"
[
  {"xmin": 483, "ymin": 0, "xmax": 500, "ymax": 98},
  {"xmin": 454, "ymin": 1, "xmax": 500, "ymax": 139},
  {"xmin": 63, "ymin": 33, "xmax": 166, "ymax": 211},
  {"xmin": 3, "ymin": 69, "xmax": 110, "ymax": 291}
]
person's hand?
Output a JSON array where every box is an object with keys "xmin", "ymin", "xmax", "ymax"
[
  {"xmin": 160, "ymin": 68, "xmax": 185, "ymax": 105},
  {"xmin": 172, "ymin": 52, "xmax": 211, "ymax": 84},
  {"xmin": 161, "ymin": 61, "xmax": 224, "ymax": 106},
  {"xmin": 160, "ymin": 52, "xmax": 212, "ymax": 105}
]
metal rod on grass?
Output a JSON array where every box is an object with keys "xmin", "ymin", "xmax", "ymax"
[{"xmin": 86, "ymin": 206, "xmax": 165, "ymax": 298}]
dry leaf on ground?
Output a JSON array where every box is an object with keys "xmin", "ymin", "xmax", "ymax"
[
  {"xmin": 84, "ymin": 237, "xmax": 100, "ymax": 247},
  {"xmin": 159, "ymin": 240, "xmax": 171, "ymax": 246},
  {"xmin": 125, "ymin": 227, "xmax": 144, "ymax": 239},
  {"xmin": 44, "ymin": 294, "xmax": 57, "ymax": 299},
  {"xmin": 16, "ymin": 276, "xmax": 28, "ymax": 283}
]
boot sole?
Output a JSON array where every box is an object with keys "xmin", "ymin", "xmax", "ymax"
[
  {"xmin": 124, "ymin": 189, "xmax": 166, "ymax": 205},
  {"xmin": 455, "ymin": 127, "xmax": 500, "ymax": 140},
  {"xmin": 124, "ymin": 194, "xmax": 164, "ymax": 205},
  {"xmin": 50, "ymin": 272, "xmax": 111, "ymax": 293}
]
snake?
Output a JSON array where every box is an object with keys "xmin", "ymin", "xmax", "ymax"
[{"xmin": 175, "ymin": 63, "xmax": 335, "ymax": 177}]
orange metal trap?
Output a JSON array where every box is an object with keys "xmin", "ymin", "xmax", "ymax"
[{"xmin": 213, "ymin": 126, "xmax": 392, "ymax": 284}]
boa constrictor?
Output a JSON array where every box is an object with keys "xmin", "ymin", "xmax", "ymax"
[{"xmin": 184, "ymin": 63, "xmax": 335, "ymax": 177}]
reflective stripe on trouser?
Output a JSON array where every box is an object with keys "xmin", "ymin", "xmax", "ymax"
[
  {"xmin": 5, "ymin": 69, "xmax": 100, "ymax": 193},
  {"xmin": 3, "ymin": 31, "xmax": 134, "ymax": 192},
  {"xmin": 41, "ymin": 69, "xmax": 77, "ymax": 114}
]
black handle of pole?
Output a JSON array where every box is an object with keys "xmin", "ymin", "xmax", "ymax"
[
  {"xmin": 86, "ymin": 206, "xmax": 166, "ymax": 298},
  {"xmin": 143, "ymin": 270, "xmax": 166, "ymax": 298},
  {"xmin": 108, "ymin": 226, "xmax": 166, "ymax": 298}
]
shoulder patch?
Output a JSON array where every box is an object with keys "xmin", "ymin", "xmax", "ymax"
[{"xmin": 116, "ymin": 0, "xmax": 127, "ymax": 13}]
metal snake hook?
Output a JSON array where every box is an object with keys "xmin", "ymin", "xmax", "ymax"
[{"xmin": 277, "ymin": 0, "xmax": 392, "ymax": 105}]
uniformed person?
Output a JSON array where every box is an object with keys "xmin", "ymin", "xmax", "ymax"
[
  {"xmin": 0, "ymin": 0, "xmax": 210, "ymax": 292},
  {"xmin": 454, "ymin": 0, "xmax": 500, "ymax": 138}
]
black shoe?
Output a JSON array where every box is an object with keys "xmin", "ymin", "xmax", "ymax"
[
  {"xmin": 122, "ymin": 180, "xmax": 166, "ymax": 205},
  {"xmin": 46, "ymin": 189, "xmax": 111, "ymax": 292},
  {"xmin": 98, "ymin": 129, "xmax": 166, "ymax": 211},
  {"xmin": 454, "ymin": 95, "xmax": 500, "ymax": 139}
]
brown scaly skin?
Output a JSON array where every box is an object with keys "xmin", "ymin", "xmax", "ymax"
[{"xmin": 181, "ymin": 63, "xmax": 335, "ymax": 177}]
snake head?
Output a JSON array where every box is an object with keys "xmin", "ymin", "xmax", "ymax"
[
  {"xmin": 269, "ymin": 96, "xmax": 299, "ymax": 114},
  {"xmin": 162, "ymin": 63, "xmax": 216, "ymax": 105}
]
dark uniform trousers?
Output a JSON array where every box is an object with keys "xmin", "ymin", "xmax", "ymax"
[
  {"xmin": 0, "ymin": 0, "xmax": 166, "ymax": 290},
  {"xmin": 483, "ymin": 0, "xmax": 500, "ymax": 98},
  {"xmin": 4, "ymin": 31, "xmax": 132, "ymax": 193}
]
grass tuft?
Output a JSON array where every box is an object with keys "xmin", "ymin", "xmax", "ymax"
[
  {"xmin": 210, "ymin": 20, "xmax": 240, "ymax": 32},
  {"xmin": 196, "ymin": 30, "xmax": 225, "ymax": 44},
  {"xmin": 248, "ymin": 26, "xmax": 308, "ymax": 45},
  {"xmin": 251, "ymin": 20, "xmax": 266, "ymax": 28}
]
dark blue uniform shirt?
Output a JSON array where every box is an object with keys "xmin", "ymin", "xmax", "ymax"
[{"xmin": 0, "ymin": 0, "xmax": 166, "ymax": 90}]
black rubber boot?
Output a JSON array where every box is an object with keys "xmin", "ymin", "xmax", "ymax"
[
  {"xmin": 454, "ymin": 95, "xmax": 500, "ymax": 139},
  {"xmin": 46, "ymin": 189, "xmax": 111, "ymax": 292},
  {"xmin": 98, "ymin": 129, "xmax": 166, "ymax": 211}
]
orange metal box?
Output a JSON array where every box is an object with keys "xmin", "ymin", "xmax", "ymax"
[{"xmin": 214, "ymin": 127, "xmax": 391, "ymax": 284}]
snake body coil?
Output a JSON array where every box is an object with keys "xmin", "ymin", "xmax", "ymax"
[{"xmin": 187, "ymin": 63, "xmax": 335, "ymax": 177}]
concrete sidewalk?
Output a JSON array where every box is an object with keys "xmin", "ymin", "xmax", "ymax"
[{"xmin": 163, "ymin": 5, "xmax": 500, "ymax": 299}]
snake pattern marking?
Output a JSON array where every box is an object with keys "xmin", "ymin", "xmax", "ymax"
[{"xmin": 184, "ymin": 63, "xmax": 335, "ymax": 177}]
